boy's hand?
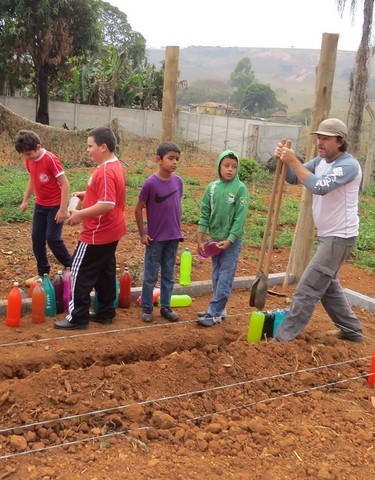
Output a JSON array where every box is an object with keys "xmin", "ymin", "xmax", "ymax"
[
  {"xmin": 140, "ymin": 234, "xmax": 153, "ymax": 246},
  {"xmin": 55, "ymin": 208, "xmax": 68, "ymax": 224},
  {"xmin": 217, "ymin": 240, "xmax": 231, "ymax": 250},
  {"xmin": 197, "ymin": 241, "xmax": 205, "ymax": 257},
  {"xmin": 19, "ymin": 201, "xmax": 28, "ymax": 212},
  {"xmin": 66, "ymin": 210, "xmax": 82, "ymax": 226}
]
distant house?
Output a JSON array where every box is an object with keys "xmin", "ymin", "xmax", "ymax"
[
  {"xmin": 196, "ymin": 102, "xmax": 239, "ymax": 116},
  {"xmin": 270, "ymin": 113, "xmax": 297, "ymax": 124}
]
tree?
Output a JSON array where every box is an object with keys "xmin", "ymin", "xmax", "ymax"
[
  {"xmin": 337, "ymin": 0, "xmax": 374, "ymax": 155},
  {"xmin": 177, "ymin": 79, "xmax": 231, "ymax": 105},
  {"xmin": 230, "ymin": 57, "xmax": 256, "ymax": 108},
  {"xmin": 0, "ymin": 0, "xmax": 101, "ymax": 124},
  {"xmin": 242, "ymin": 83, "xmax": 287, "ymax": 117}
]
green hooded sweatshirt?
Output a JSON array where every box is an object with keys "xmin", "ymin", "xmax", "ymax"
[{"xmin": 198, "ymin": 150, "xmax": 249, "ymax": 243}]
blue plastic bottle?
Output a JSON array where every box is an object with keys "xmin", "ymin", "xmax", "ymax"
[
  {"xmin": 247, "ymin": 311, "xmax": 265, "ymax": 343},
  {"xmin": 273, "ymin": 308, "xmax": 289, "ymax": 337},
  {"xmin": 261, "ymin": 310, "xmax": 275, "ymax": 338}
]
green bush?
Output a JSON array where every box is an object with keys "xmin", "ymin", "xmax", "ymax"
[{"xmin": 238, "ymin": 158, "xmax": 262, "ymax": 182}]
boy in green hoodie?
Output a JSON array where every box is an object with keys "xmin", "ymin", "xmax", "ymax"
[{"xmin": 197, "ymin": 150, "xmax": 249, "ymax": 327}]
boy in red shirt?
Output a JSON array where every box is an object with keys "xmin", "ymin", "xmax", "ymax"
[
  {"xmin": 55, "ymin": 127, "xmax": 126, "ymax": 330},
  {"xmin": 15, "ymin": 130, "xmax": 71, "ymax": 278}
]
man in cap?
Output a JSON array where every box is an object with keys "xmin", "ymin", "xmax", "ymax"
[{"xmin": 272, "ymin": 118, "xmax": 363, "ymax": 342}]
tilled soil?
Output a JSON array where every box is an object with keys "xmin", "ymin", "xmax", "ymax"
[{"xmin": 0, "ymin": 221, "xmax": 375, "ymax": 480}]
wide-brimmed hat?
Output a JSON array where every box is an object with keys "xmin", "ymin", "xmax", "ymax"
[{"xmin": 311, "ymin": 118, "xmax": 348, "ymax": 139}]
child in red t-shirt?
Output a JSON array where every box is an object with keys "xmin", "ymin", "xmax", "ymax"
[
  {"xmin": 54, "ymin": 127, "xmax": 126, "ymax": 330},
  {"xmin": 15, "ymin": 130, "xmax": 71, "ymax": 278}
]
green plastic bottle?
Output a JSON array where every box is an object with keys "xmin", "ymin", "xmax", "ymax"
[
  {"xmin": 247, "ymin": 311, "xmax": 265, "ymax": 343},
  {"xmin": 158, "ymin": 294, "xmax": 193, "ymax": 307},
  {"xmin": 179, "ymin": 248, "xmax": 192, "ymax": 286},
  {"xmin": 43, "ymin": 273, "xmax": 56, "ymax": 317}
]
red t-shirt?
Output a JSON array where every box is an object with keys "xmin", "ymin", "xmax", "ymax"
[
  {"xmin": 26, "ymin": 149, "xmax": 64, "ymax": 206},
  {"xmin": 79, "ymin": 158, "xmax": 127, "ymax": 245}
]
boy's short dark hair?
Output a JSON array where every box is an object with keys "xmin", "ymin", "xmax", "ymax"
[
  {"xmin": 156, "ymin": 142, "xmax": 181, "ymax": 158},
  {"xmin": 88, "ymin": 127, "xmax": 117, "ymax": 153},
  {"xmin": 15, "ymin": 130, "xmax": 41, "ymax": 153}
]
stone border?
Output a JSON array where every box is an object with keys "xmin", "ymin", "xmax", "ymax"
[{"xmin": 1, "ymin": 273, "xmax": 374, "ymax": 316}]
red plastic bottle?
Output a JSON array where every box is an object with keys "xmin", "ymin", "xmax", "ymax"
[
  {"xmin": 32, "ymin": 279, "xmax": 46, "ymax": 324},
  {"xmin": 27, "ymin": 279, "xmax": 38, "ymax": 298},
  {"xmin": 6, "ymin": 281, "xmax": 22, "ymax": 327},
  {"xmin": 119, "ymin": 266, "xmax": 132, "ymax": 308},
  {"xmin": 368, "ymin": 351, "xmax": 375, "ymax": 387}
]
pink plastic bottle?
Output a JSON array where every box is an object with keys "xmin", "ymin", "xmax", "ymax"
[{"xmin": 63, "ymin": 267, "xmax": 72, "ymax": 312}]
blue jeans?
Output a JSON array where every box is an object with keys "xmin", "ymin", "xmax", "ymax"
[
  {"xmin": 141, "ymin": 240, "xmax": 179, "ymax": 310},
  {"xmin": 207, "ymin": 238, "xmax": 242, "ymax": 316},
  {"xmin": 275, "ymin": 236, "xmax": 362, "ymax": 341},
  {"xmin": 32, "ymin": 204, "xmax": 71, "ymax": 276}
]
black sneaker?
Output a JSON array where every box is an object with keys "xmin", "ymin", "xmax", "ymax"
[
  {"xmin": 89, "ymin": 312, "xmax": 114, "ymax": 325},
  {"xmin": 197, "ymin": 314, "xmax": 223, "ymax": 327},
  {"xmin": 336, "ymin": 330, "xmax": 363, "ymax": 343},
  {"xmin": 141, "ymin": 308, "xmax": 154, "ymax": 322},
  {"xmin": 160, "ymin": 306, "xmax": 179, "ymax": 322}
]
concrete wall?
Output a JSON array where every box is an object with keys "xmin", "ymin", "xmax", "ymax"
[{"xmin": 1, "ymin": 96, "xmax": 303, "ymax": 163}]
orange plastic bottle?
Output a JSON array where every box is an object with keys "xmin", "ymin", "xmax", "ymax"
[
  {"xmin": 32, "ymin": 279, "xmax": 46, "ymax": 324},
  {"xmin": 119, "ymin": 266, "xmax": 132, "ymax": 308},
  {"xmin": 6, "ymin": 281, "xmax": 22, "ymax": 327}
]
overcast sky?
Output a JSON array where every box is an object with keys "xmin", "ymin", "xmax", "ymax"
[{"xmin": 109, "ymin": 0, "xmax": 365, "ymax": 51}]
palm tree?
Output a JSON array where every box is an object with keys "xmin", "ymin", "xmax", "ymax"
[{"xmin": 336, "ymin": 0, "xmax": 374, "ymax": 155}]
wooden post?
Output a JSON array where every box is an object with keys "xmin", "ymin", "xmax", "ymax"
[
  {"xmin": 362, "ymin": 104, "xmax": 375, "ymax": 191},
  {"xmin": 161, "ymin": 46, "xmax": 179, "ymax": 142},
  {"xmin": 283, "ymin": 33, "xmax": 339, "ymax": 290}
]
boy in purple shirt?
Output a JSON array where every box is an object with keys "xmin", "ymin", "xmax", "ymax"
[{"xmin": 135, "ymin": 142, "xmax": 183, "ymax": 322}]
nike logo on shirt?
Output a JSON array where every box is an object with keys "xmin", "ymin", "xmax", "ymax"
[{"xmin": 155, "ymin": 190, "xmax": 179, "ymax": 203}]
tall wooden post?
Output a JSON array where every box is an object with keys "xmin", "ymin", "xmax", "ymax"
[
  {"xmin": 283, "ymin": 33, "xmax": 339, "ymax": 289},
  {"xmin": 161, "ymin": 46, "xmax": 179, "ymax": 142}
]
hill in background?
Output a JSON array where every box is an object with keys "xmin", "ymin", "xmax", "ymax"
[{"xmin": 147, "ymin": 46, "xmax": 375, "ymax": 117}]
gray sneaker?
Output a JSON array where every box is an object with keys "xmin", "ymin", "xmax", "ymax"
[
  {"xmin": 160, "ymin": 306, "xmax": 179, "ymax": 322},
  {"xmin": 336, "ymin": 330, "xmax": 363, "ymax": 343},
  {"xmin": 197, "ymin": 314, "xmax": 223, "ymax": 327},
  {"xmin": 197, "ymin": 309, "xmax": 227, "ymax": 319},
  {"xmin": 141, "ymin": 308, "xmax": 154, "ymax": 323}
]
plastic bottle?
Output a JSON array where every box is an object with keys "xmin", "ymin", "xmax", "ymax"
[
  {"xmin": 93, "ymin": 278, "xmax": 119, "ymax": 313},
  {"xmin": 53, "ymin": 270, "xmax": 65, "ymax": 314},
  {"xmin": 273, "ymin": 308, "xmax": 289, "ymax": 337},
  {"xmin": 6, "ymin": 281, "xmax": 22, "ymax": 327},
  {"xmin": 27, "ymin": 278, "xmax": 39, "ymax": 298},
  {"xmin": 198, "ymin": 241, "xmax": 221, "ymax": 260},
  {"xmin": 32, "ymin": 279, "xmax": 46, "ymax": 324},
  {"xmin": 158, "ymin": 294, "xmax": 193, "ymax": 308},
  {"xmin": 368, "ymin": 351, "xmax": 375, "ymax": 387},
  {"xmin": 261, "ymin": 310, "xmax": 275, "ymax": 338},
  {"xmin": 179, "ymin": 248, "xmax": 193, "ymax": 286},
  {"xmin": 63, "ymin": 267, "xmax": 72, "ymax": 312},
  {"xmin": 136, "ymin": 288, "xmax": 161, "ymax": 306},
  {"xmin": 247, "ymin": 311, "xmax": 265, "ymax": 343},
  {"xmin": 43, "ymin": 273, "xmax": 56, "ymax": 317},
  {"xmin": 119, "ymin": 266, "xmax": 132, "ymax": 308}
]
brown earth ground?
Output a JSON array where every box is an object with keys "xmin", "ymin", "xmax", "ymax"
[{"xmin": 0, "ymin": 119, "xmax": 375, "ymax": 479}]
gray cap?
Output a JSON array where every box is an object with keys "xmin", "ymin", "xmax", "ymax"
[{"xmin": 311, "ymin": 118, "xmax": 348, "ymax": 139}]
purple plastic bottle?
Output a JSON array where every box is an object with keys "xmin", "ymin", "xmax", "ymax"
[{"xmin": 53, "ymin": 270, "xmax": 65, "ymax": 314}]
